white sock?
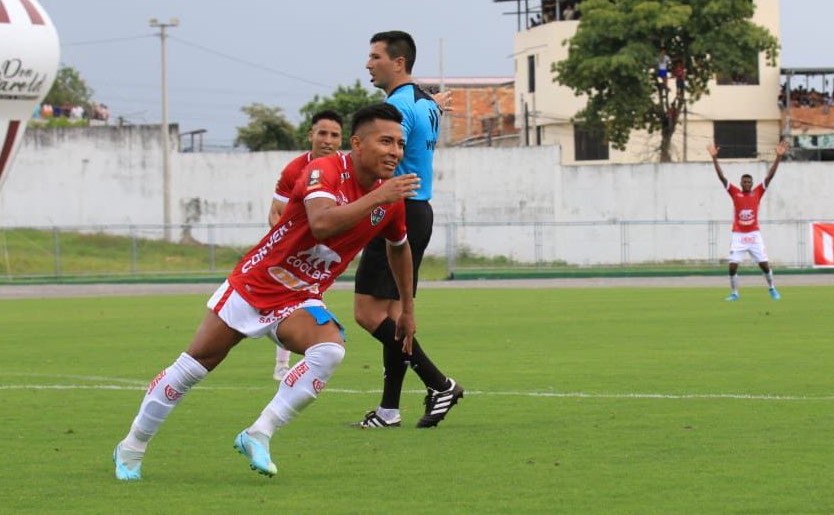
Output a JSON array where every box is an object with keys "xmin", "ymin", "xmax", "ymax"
[
  {"xmin": 250, "ymin": 342, "xmax": 345, "ymax": 438},
  {"xmin": 764, "ymin": 270, "xmax": 775, "ymax": 289},
  {"xmin": 276, "ymin": 346, "xmax": 291, "ymax": 368},
  {"xmin": 729, "ymin": 274, "xmax": 739, "ymax": 294},
  {"xmin": 123, "ymin": 352, "xmax": 208, "ymax": 451},
  {"xmin": 376, "ymin": 407, "xmax": 401, "ymax": 422}
]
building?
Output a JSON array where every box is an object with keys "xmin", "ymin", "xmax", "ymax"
[
  {"xmin": 501, "ymin": 0, "xmax": 782, "ymax": 164},
  {"xmin": 416, "ymin": 76, "xmax": 518, "ymax": 147}
]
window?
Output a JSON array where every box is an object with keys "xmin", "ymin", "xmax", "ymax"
[
  {"xmin": 527, "ymin": 55, "xmax": 536, "ymax": 93},
  {"xmin": 574, "ymin": 124, "xmax": 609, "ymax": 161},
  {"xmin": 716, "ymin": 49, "xmax": 759, "ymax": 85},
  {"xmin": 713, "ymin": 121, "xmax": 757, "ymax": 158}
]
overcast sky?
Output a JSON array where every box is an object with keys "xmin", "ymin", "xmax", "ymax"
[{"xmin": 37, "ymin": 0, "xmax": 832, "ymax": 148}]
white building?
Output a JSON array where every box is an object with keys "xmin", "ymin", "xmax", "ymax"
[{"xmin": 508, "ymin": 0, "xmax": 781, "ymax": 164}]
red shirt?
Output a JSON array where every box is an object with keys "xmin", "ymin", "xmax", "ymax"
[
  {"xmin": 230, "ymin": 152, "xmax": 407, "ymax": 311},
  {"xmin": 727, "ymin": 183, "xmax": 766, "ymax": 233},
  {"xmin": 273, "ymin": 151, "xmax": 344, "ymax": 203}
]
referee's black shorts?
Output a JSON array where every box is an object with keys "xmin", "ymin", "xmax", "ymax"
[{"xmin": 354, "ymin": 199, "xmax": 433, "ymax": 300}]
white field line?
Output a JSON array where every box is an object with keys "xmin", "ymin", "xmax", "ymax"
[{"xmin": 0, "ymin": 380, "xmax": 833, "ymax": 401}]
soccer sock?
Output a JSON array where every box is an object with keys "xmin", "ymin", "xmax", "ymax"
[
  {"xmin": 408, "ymin": 340, "xmax": 451, "ymax": 392},
  {"xmin": 372, "ymin": 318, "xmax": 449, "ymax": 406},
  {"xmin": 729, "ymin": 274, "xmax": 739, "ymax": 294},
  {"xmin": 764, "ymin": 270, "xmax": 775, "ymax": 289},
  {"xmin": 249, "ymin": 342, "xmax": 345, "ymax": 438},
  {"xmin": 276, "ymin": 346, "xmax": 291, "ymax": 368},
  {"xmin": 123, "ymin": 352, "xmax": 208, "ymax": 451},
  {"xmin": 375, "ymin": 319, "xmax": 407, "ymax": 409}
]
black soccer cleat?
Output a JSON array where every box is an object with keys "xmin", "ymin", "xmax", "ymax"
[
  {"xmin": 354, "ymin": 410, "xmax": 402, "ymax": 429},
  {"xmin": 416, "ymin": 379, "xmax": 464, "ymax": 428}
]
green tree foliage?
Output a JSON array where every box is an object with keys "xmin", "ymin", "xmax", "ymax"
[
  {"xmin": 296, "ymin": 80, "xmax": 385, "ymax": 148},
  {"xmin": 235, "ymin": 103, "xmax": 298, "ymax": 151},
  {"xmin": 44, "ymin": 65, "xmax": 93, "ymax": 107},
  {"xmin": 553, "ymin": 0, "xmax": 779, "ymax": 162}
]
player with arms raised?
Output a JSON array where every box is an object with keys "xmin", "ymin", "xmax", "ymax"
[{"xmin": 707, "ymin": 140, "xmax": 789, "ymax": 301}]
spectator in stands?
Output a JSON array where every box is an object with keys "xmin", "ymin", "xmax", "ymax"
[{"xmin": 70, "ymin": 105, "xmax": 85, "ymax": 121}]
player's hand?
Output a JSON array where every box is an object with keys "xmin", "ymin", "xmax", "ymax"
[
  {"xmin": 395, "ymin": 311, "xmax": 416, "ymax": 355},
  {"xmin": 376, "ymin": 173, "xmax": 420, "ymax": 204},
  {"xmin": 432, "ymin": 90, "xmax": 454, "ymax": 112},
  {"xmin": 775, "ymin": 139, "xmax": 790, "ymax": 157},
  {"xmin": 706, "ymin": 143, "xmax": 719, "ymax": 158}
]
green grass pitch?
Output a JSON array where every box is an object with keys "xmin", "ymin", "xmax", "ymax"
[{"xmin": 2, "ymin": 286, "xmax": 834, "ymax": 514}]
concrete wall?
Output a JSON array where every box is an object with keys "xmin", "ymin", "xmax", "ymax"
[{"xmin": 1, "ymin": 126, "xmax": 833, "ymax": 264}]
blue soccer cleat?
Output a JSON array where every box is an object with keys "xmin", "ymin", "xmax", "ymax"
[
  {"xmin": 769, "ymin": 288, "xmax": 781, "ymax": 300},
  {"xmin": 725, "ymin": 292, "xmax": 740, "ymax": 302},
  {"xmin": 113, "ymin": 442, "xmax": 143, "ymax": 481},
  {"xmin": 233, "ymin": 430, "xmax": 277, "ymax": 477}
]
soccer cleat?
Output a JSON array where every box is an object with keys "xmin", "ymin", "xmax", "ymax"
[
  {"xmin": 113, "ymin": 442, "xmax": 143, "ymax": 481},
  {"xmin": 354, "ymin": 410, "xmax": 402, "ymax": 429},
  {"xmin": 769, "ymin": 287, "xmax": 781, "ymax": 300},
  {"xmin": 416, "ymin": 379, "xmax": 465, "ymax": 428},
  {"xmin": 725, "ymin": 292, "xmax": 740, "ymax": 302},
  {"xmin": 273, "ymin": 364, "xmax": 290, "ymax": 381},
  {"xmin": 233, "ymin": 430, "xmax": 277, "ymax": 477}
]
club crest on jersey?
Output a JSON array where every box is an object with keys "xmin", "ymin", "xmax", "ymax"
[
  {"xmin": 370, "ymin": 206, "xmax": 386, "ymax": 226},
  {"xmin": 307, "ymin": 169, "xmax": 322, "ymax": 189}
]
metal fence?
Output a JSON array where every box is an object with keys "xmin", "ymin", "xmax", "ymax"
[{"xmin": 0, "ymin": 219, "xmax": 825, "ymax": 281}]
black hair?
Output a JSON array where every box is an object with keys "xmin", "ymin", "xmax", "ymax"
[
  {"xmin": 370, "ymin": 30, "xmax": 416, "ymax": 73},
  {"xmin": 350, "ymin": 103, "xmax": 403, "ymax": 136},
  {"xmin": 741, "ymin": 173, "xmax": 753, "ymax": 180},
  {"xmin": 311, "ymin": 109, "xmax": 343, "ymax": 127}
]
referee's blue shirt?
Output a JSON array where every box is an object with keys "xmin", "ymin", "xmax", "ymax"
[{"xmin": 386, "ymin": 83, "xmax": 440, "ymax": 201}]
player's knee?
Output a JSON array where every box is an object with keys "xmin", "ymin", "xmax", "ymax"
[
  {"xmin": 304, "ymin": 342, "xmax": 345, "ymax": 382},
  {"xmin": 353, "ymin": 305, "xmax": 379, "ymax": 332}
]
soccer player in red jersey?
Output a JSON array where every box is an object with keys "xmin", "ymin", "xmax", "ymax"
[
  {"xmin": 708, "ymin": 140, "xmax": 790, "ymax": 301},
  {"xmin": 113, "ymin": 103, "xmax": 420, "ymax": 481},
  {"xmin": 268, "ymin": 110, "xmax": 344, "ymax": 380}
]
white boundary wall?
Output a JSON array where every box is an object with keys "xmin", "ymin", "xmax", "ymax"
[{"xmin": 2, "ymin": 126, "xmax": 833, "ymax": 264}]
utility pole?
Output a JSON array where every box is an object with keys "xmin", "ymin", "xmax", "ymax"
[{"xmin": 149, "ymin": 17, "xmax": 178, "ymax": 242}]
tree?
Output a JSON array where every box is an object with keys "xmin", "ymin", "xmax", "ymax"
[
  {"xmin": 553, "ymin": 0, "xmax": 779, "ymax": 162},
  {"xmin": 44, "ymin": 65, "xmax": 93, "ymax": 107},
  {"xmin": 235, "ymin": 103, "xmax": 298, "ymax": 151},
  {"xmin": 296, "ymin": 80, "xmax": 385, "ymax": 148}
]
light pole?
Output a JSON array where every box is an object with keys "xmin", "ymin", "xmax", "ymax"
[{"xmin": 149, "ymin": 17, "xmax": 178, "ymax": 241}]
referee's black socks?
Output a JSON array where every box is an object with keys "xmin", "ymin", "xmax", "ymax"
[{"xmin": 372, "ymin": 317, "xmax": 449, "ymax": 408}]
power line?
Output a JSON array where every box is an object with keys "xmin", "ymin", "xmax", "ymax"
[
  {"xmin": 169, "ymin": 35, "xmax": 334, "ymax": 90},
  {"xmin": 61, "ymin": 35, "xmax": 153, "ymax": 47}
]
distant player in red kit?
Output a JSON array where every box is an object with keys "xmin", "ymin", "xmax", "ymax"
[
  {"xmin": 268, "ymin": 110, "xmax": 344, "ymax": 380},
  {"xmin": 113, "ymin": 103, "xmax": 419, "ymax": 481},
  {"xmin": 707, "ymin": 140, "xmax": 790, "ymax": 301}
]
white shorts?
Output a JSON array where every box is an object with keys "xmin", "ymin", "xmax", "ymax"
[
  {"xmin": 728, "ymin": 231, "xmax": 769, "ymax": 264},
  {"xmin": 206, "ymin": 280, "xmax": 326, "ymax": 347}
]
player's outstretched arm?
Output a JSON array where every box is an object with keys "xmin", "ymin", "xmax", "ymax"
[
  {"xmin": 765, "ymin": 139, "xmax": 790, "ymax": 187},
  {"xmin": 706, "ymin": 143, "xmax": 728, "ymax": 187},
  {"xmin": 386, "ymin": 241, "xmax": 415, "ymax": 355},
  {"xmin": 305, "ymin": 174, "xmax": 420, "ymax": 241}
]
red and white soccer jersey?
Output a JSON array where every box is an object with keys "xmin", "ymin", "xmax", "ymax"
[
  {"xmin": 273, "ymin": 151, "xmax": 344, "ymax": 204},
  {"xmin": 726, "ymin": 183, "xmax": 766, "ymax": 233},
  {"xmin": 229, "ymin": 152, "xmax": 407, "ymax": 313}
]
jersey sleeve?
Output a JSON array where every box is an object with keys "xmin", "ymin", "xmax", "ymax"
[
  {"xmin": 382, "ymin": 201, "xmax": 408, "ymax": 245},
  {"xmin": 275, "ymin": 157, "xmax": 304, "ymax": 203},
  {"xmin": 299, "ymin": 159, "xmax": 340, "ymax": 203}
]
